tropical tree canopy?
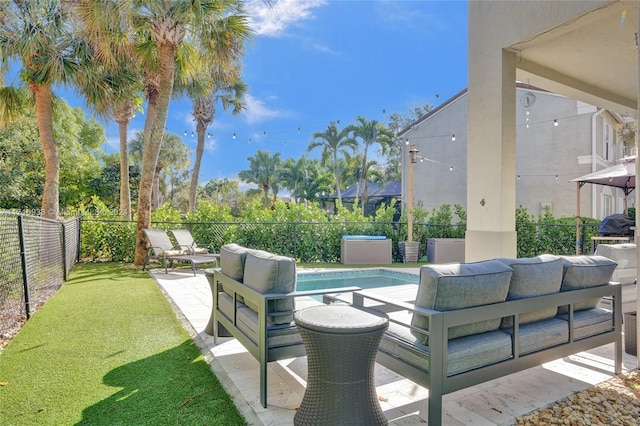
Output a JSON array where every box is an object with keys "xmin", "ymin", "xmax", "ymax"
[
  {"xmin": 238, "ymin": 150, "xmax": 282, "ymax": 208},
  {"xmin": 308, "ymin": 121, "xmax": 357, "ymax": 204}
]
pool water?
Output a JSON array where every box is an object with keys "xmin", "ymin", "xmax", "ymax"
[{"xmin": 297, "ymin": 269, "xmax": 418, "ymax": 291}]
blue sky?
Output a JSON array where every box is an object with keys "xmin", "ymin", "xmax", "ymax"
[{"xmin": 99, "ymin": 0, "xmax": 469, "ymax": 186}]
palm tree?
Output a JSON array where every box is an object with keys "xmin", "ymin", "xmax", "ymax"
[
  {"xmin": 188, "ymin": 77, "xmax": 247, "ymax": 213},
  {"xmin": 0, "ymin": 1, "xmax": 85, "ymax": 219},
  {"xmin": 345, "ymin": 116, "xmax": 394, "ymax": 214},
  {"xmin": 130, "ymin": 132, "xmax": 190, "ymax": 210},
  {"xmin": 308, "ymin": 121, "xmax": 357, "ymax": 205},
  {"xmin": 113, "ymin": 100, "xmax": 138, "ymax": 220},
  {"xmin": 238, "ymin": 150, "xmax": 282, "ymax": 207},
  {"xmin": 74, "ymin": 0, "xmax": 252, "ymax": 266},
  {"xmin": 280, "ymin": 157, "xmax": 313, "ymax": 203}
]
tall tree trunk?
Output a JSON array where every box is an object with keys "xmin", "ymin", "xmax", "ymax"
[
  {"xmin": 189, "ymin": 122, "xmax": 206, "ymax": 213},
  {"xmin": 361, "ymin": 146, "xmax": 369, "ymax": 215},
  {"xmin": 118, "ymin": 120, "xmax": 131, "ymax": 220},
  {"xmin": 152, "ymin": 165, "xmax": 162, "ymax": 210},
  {"xmin": 32, "ymin": 83, "xmax": 59, "ymax": 219},
  {"xmin": 134, "ymin": 43, "xmax": 177, "ymax": 266},
  {"xmin": 333, "ymin": 151, "xmax": 342, "ymax": 204}
]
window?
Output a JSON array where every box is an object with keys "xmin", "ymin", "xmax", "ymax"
[
  {"xmin": 604, "ymin": 124, "xmax": 611, "ymax": 160},
  {"xmin": 603, "ymin": 194, "xmax": 612, "ymax": 218}
]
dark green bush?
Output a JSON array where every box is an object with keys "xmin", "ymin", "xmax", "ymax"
[{"xmin": 79, "ymin": 197, "xmax": 600, "ymax": 263}]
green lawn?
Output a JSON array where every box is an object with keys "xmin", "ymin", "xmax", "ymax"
[{"xmin": 0, "ymin": 263, "xmax": 245, "ymax": 425}]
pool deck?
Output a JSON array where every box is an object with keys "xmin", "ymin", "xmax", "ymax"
[{"xmin": 150, "ymin": 267, "xmax": 638, "ymax": 426}]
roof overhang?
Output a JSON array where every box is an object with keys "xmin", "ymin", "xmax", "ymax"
[{"xmin": 506, "ymin": 0, "xmax": 638, "ymax": 117}]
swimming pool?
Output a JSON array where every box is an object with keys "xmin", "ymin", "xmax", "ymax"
[{"xmin": 296, "ymin": 269, "xmax": 418, "ymax": 291}]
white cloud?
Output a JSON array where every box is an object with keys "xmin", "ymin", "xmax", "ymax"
[
  {"xmin": 241, "ymin": 94, "xmax": 288, "ymax": 125},
  {"xmin": 247, "ymin": 0, "xmax": 327, "ymax": 37}
]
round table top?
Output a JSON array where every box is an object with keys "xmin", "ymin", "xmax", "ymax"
[{"xmin": 294, "ymin": 305, "xmax": 388, "ymax": 334}]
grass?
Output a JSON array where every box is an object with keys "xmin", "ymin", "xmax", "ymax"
[{"xmin": 0, "ymin": 263, "xmax": 246, "ymax": 426}]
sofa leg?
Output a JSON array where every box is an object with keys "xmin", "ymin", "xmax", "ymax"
[
  {"xmin": 427, "ymin": 392, "xmax": 443, "ymax": 425},
  {"xmin": 260, "ymin": 362, "xmax": 267, "ymax": 408}
]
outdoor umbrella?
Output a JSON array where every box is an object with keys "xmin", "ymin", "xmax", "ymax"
[{"xmin": 570, "ymin": 157, "xmax": 636, "ymax": 254}]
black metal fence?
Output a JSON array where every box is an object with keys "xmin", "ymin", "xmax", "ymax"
[
  {"xmin": 0, "ymin": 213, "xmax": 79, "ymax": 346},
  {"xmin": 1, "ymin": 212, "xmax": 602, "ymax": 345}
]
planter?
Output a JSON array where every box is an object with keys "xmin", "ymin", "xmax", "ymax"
[
  {"xmin": 624, "ymin": 312, "xmax": 637, "ymax": 356},
  {"xmin": 399, "ymin": 241, "xmax": 420, "ymax": 263}
]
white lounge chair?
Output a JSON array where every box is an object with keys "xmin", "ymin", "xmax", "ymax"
[
  {"xmin": 142, "ymin": 229, "xmax": 217, "ymax": 275},
  {"xmin": 170, "ymin": 229, "xmax": 215, "ymax": 255}
]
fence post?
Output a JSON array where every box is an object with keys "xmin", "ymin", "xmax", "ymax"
[
  {"xmin": 61, "ymin": 221, "xmax": 67, "ymax": 281},
  {"xmin": 77, "ymin": 215, "xmax": 82, "ymax": 263},
  {"xmin": 17, "ymin": 215, "xmax": 32, "ymax": 319},
  {"xmin": 293, "ymin": 223, "xmax": 298, "ymax": 259}
]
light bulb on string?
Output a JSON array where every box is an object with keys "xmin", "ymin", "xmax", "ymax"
[
  {"xmin": 207, "ymin": 133, "xmax": 211, "ymax": 138},
  {"xmin": 191, "ymin": 131, "xmax": 194, "ymax": 137},
  {"xmin": 553, "ymin": 120, "xmax": 559, "ymax": 127},
  {"xmin": 451, "ymin": 134, "xmax": 456, "ymax": 142},
  {"xmin": 405, "ymin": 138, "xmax": 409, "ymax": 145},
  {"xmin": 449, "ymin": 165, "xmax": 453, "ymax": 171},
  {"xmin": 232, "ymin": 132, "xmax": 236, "ymax": 139},
  {"xmin": 184, "ymin": 130, "xmax": 187, "ymax": 136}
]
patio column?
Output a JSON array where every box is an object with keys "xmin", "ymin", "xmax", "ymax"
[
  {"xmin": 466, "ymin": 44, "xmax": 517, "ymax": 261},
  {"xmin": 635, "ymin": 0, "xmax": 640, "ymax": 366}
]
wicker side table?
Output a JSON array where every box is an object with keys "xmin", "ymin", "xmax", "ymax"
[{"xmin": 294, "ymin": 305, "xmax": 389, "ymax": 426}]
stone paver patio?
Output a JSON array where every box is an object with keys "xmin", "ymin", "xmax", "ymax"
[{"xmin": 150, "ymin": 268, "xmax": 638, "ymax": 425}]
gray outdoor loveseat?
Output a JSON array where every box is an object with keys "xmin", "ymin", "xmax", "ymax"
[
  {"xmin": 203, "ymin": 243, "xmax": 360, "ymax": 408},
  {"xmin": 352, "ymin": 254, "xmax": 623, "ymax": 425}
]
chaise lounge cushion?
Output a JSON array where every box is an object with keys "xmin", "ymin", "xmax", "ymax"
[
  {"xmin": 558, "ymin": 255, "xmax": 617, "ymax": 313},
  {"xmin": 496, "ymin": 255, "xmax": 563, "ymax": 328},
  {"xmin": 243, "ymin": 250, "xmax": 297, "ymax": 324},
  {"xmin": 411, "ymin": 260, "xmax": 513, "ymax": 344}
]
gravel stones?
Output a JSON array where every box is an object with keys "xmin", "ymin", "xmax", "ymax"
[{"xmin": 516, "ymin": 370, "xmax": 640, "ymax": 425}]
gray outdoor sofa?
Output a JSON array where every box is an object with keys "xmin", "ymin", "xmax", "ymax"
[
  {"xmin": 203, "ymin": 243, "xmax": 360, "ymax": 408},
  {"xmin": 352, "ymin": 254, "xmax": 623, "ymax": 425}
]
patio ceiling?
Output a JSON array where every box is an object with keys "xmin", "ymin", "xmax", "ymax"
[{"xmin": 507, "ymin": 0, "xmax": 638, "ymax": 117}]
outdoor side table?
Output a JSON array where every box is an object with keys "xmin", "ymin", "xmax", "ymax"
[{"xmin": 294, "ymin": 304, "xmax": 389, "ymax": 426}]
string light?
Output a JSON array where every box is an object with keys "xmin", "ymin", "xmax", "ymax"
[
  {"xmin": 184, "ymin": 130, "xmax": 187, "ymax": 136},
  {"xmin": 451, "ymin": 134, "xmax": 456, "ymax": 141},
  {"xmin": 191, "ymin": 131, "xmax": 194, "ymax": 137},
  {"xmin": 207, "ymin": 133, "xmax": 211, "ymax": 138},
  {"xmin": 553, "ymin": 120, "xmax": 559, "ymax": 127},
  {"xmin": 449, "ymin": 165, "xmax": 453, "ymax": 171},
  {"xmin": 232, "ymin": 132, "xmax": 236, "ymax": 139}
]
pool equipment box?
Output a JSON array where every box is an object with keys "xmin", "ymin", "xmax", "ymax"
[
  {"xmin": 341, "ymin": 236, "xmax": 391, "ymax": 265},
  {"xmin": 427, "ymin": 238, "xmax": 465, "ymax": 264}
]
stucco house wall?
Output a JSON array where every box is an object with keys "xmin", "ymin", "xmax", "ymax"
[{"xmin": 400, "ymin": 87, "xmax": 629, "ymax": 221}]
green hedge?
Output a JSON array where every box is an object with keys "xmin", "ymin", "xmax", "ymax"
[{"xmin": 78, "ymin": 199, "xmax": 599, "ymax": 263}]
